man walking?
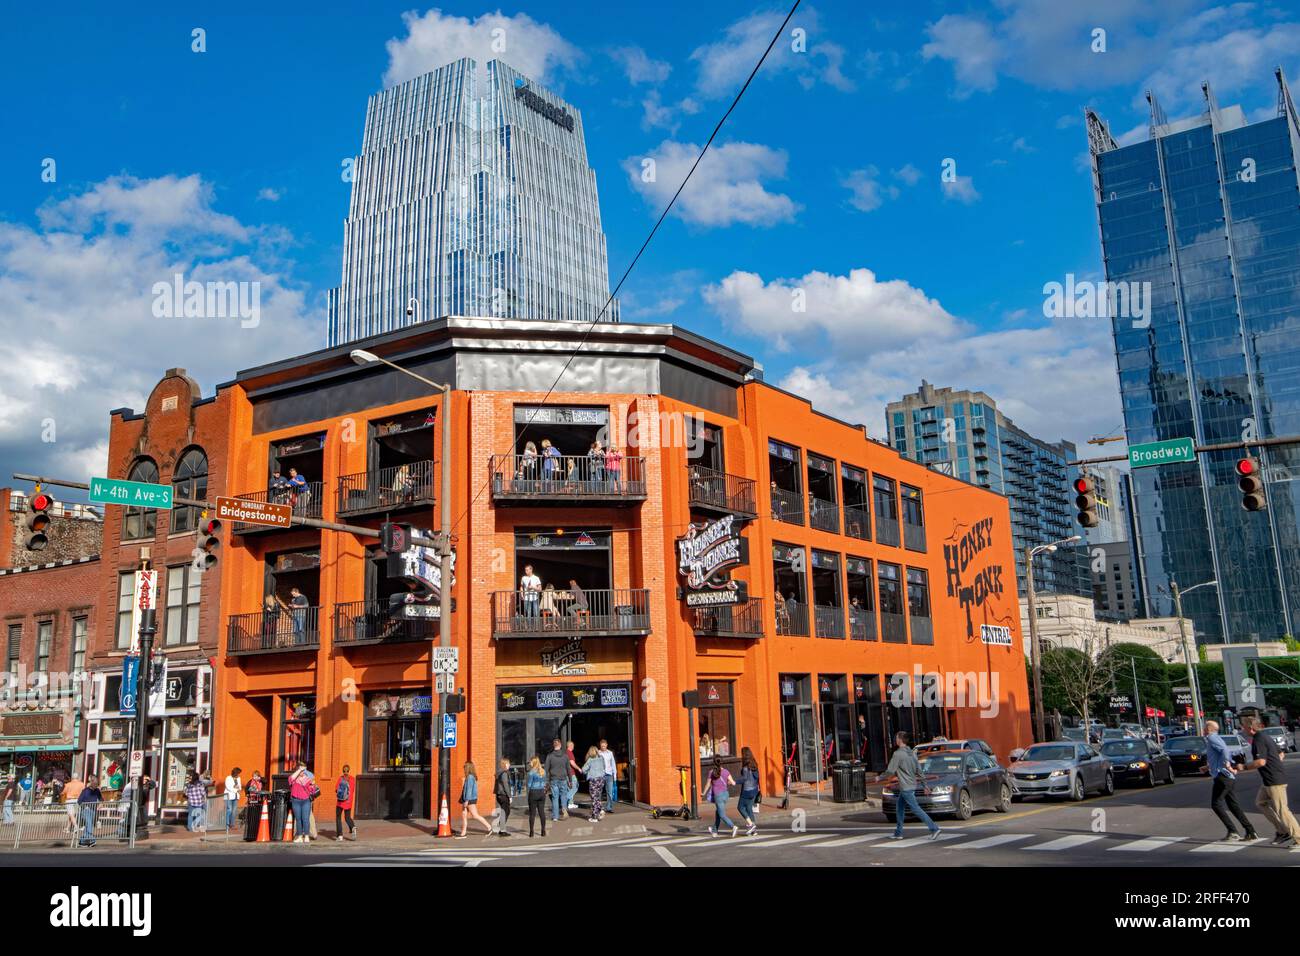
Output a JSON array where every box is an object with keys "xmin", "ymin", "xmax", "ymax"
[
  {"xmin": 882, "ymin": 731, "xmax": 941, "ymax": 841},
  {"xmin": 1238, "ymin": 712, "xmax": 1300, "ymax": 848},
  {"xmin": 544, "ymin": 739, "xmax": 571, "ymax": 822},
  {"xmin": 1205, "ymin": 720, "xmax": 1259, "ymax": 843},
  {"xmin": 599, "ymin": 739, "xmax": 617, "ymax": 812}
]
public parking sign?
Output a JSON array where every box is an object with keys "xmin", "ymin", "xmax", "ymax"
[{"xmin": 442, "ymin": 713, "xmax": 457, "ymax": 749}]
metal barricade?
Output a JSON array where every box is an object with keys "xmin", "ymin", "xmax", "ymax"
[{"xmin": 7, "ymin": 804, "xmax": 83, "ymax": 848}]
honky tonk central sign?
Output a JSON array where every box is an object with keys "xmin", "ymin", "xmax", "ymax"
[{"xmin": 676, "ymin": 514, "xmax": 749, "ymax": 605}]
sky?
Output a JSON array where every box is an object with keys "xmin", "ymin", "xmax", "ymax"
[{"xmin": 2, "ymin": 0, "xmax": 1299, "ymax": 490}]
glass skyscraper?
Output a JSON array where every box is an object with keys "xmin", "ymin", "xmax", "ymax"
[
  {"xmin": 1088, "ymin": 72, "xmax": 1300, "ymax": 643},
  {"xmin": 327, "ymin": 58, "xmax": 617, "ymax": 346}
]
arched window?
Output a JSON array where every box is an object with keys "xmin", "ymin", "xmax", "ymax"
[
  {"xmin": 171, "ymin": 447, "xmax": 208, "ymax": 533},
  {"xmin": 123, "ymin": 458, "xmax": 159, "ymax": 540}
]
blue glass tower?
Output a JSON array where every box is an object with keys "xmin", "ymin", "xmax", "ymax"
[{"xmin": 1088, "ymin": 71, "xmax": 1300, "ymax": 643}]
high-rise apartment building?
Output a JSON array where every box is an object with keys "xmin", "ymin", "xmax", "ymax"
[
  {"xmin": 327, "ymin": 58, "xmax": 617, "ymax": 345},
  {"xmin": 887, "ymin": 381, "xmax": 1090, "ymax": 598},
  {"xmin": 1087, "ymin": 71, "xmax": 1300, "ymax": 642}
]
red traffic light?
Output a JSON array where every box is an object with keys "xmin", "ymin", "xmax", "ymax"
[
  {"xmin": 30, "ymin": 492, "xmax": 53, "ymax": 512},
  {"xmin": 1235, "ymin": 457, "xmax": 1257, "ymax": 477},
  {"xmin": 1073, "ymin": 477, "xmax": 1092, "ymax": 495}
]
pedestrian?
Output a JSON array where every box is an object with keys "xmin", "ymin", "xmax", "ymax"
[
  {"xmin": 289, "ymin": 587, "xmax": 309, "ymax": 644},
  {"xmin": 62, "ymin": 775, "xmax": 84, "ymax": 834},
  {"xmin": 701, "ymin": 756, "xmax": 738, "ymax": 837},
  {"xmin": 456, "ymin": 761, "xmax": 492, "ymax": 838},
  {"xmin": 588, "ymin": 440, "xmax": 605, "ymax": 489},
  {"xmin": 1205, "ymin": 720, "xmax": 1260, "ymax": 843},
  {"xmin": 262, "ymin": 593, "xmax": 282, "ymax": 648},
  {"xmin": 335, "ymin": 764, "xmax": 357, "ymax": 841},
  {"xmin": 541, "ymin": 439, "xmax": 560, "ymax": 489},
  {"xmin": 737, "ymin": 746, "xmax": 761, "ymax": 835},
  {"xmin": 1237, "ymin": 712, "xmax": 1300, "ymax": 848},
  {"xmin": 77, "ymin": 775, "xmax": 102, "ymax": 848},
  {"xmin": 564, "ymin": 740, "xmax": 582, "ymax": 811},
  {"xmin": 184, "ymin": 771, "xmax": 208, "ymax": 834},
  {"xmin": 2, "ymin": 775, "xmax": 17, "ymax": 825},
  {"xmin": 519, "ymin": 564, "xmax": 542, "ymax": 620},
  {"xmin": 246, "ymin": 770, "xmax": 264, "ymax": 800},
  {"xmin": 526, "ymin": 756, "xmax": 548, "ymax": 837},
  {"xmin": 223, "ymin": 767, "xmax": 242, "ymax": 831},
  {"xmin": 288, "ymin": 466, "xmax": 308, "ymax": 502},
  {"xmin": 882, "ymin": 731, "xmax": 942, "ymax": 841},
  {"xmin": 582, "ymin": 746, "xmax": 606, "ymax": 822},
  {"xmin": 544, "ymin": 738, "xmax": 570, "ymax": 821},
  {"xmin": 493, "ymin": 759, "xmax": 512, "ymax": 836},
  {"xmin": 117, "ymin": 776, "xmax": 136, "ymax": 840},
  {"xmin": 598, "ymin": 738, "xmax": 617, "ymax": 811},
  {"xmin": 288, "ymin": 761, "xmax": 316, "ymax": 843}
]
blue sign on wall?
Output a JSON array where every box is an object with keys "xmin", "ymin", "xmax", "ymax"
[
  {"xmin": 120, "ymin": 656, "xmax": 140, "ymax": 717},
  {"xmin": 442, "ymin": 713, "xmax": 457, "ymax": 749},
  {"xmin": 413, "ymin": 695, "xmax": 433, "ymax": 714}
]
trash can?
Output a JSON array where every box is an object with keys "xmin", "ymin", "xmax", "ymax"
[
  {"xmin": 830, "ymin": 761, "xmax": 853, "ymax": 803},
  {"xmin": 847, "ymin": 762, "xmax": 867, "ymax": 802},
  {"xmin": 269, "ymin": 790, "xmax": 290, "ymax": 841},
  {"xmin": 244, "ymin": 793, "xmax": 265, "ymax": 841}
]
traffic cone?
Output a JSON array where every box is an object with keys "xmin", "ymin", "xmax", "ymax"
[
  {"xmin": 255, "ymin": 799, "xmax": 270, "ymax": 843},
  {"xmin": 436, "ymin": 796, "xmax": 451, "ymax": 838},
  {"xmin": 282, "ymin": 805, "xmax": 294, "ymax": 842}
]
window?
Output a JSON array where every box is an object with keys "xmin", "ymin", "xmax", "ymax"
[
  {"xmin": 170, "ymin": 448, "xmax": 208, "ymax": 534},
  {"xmin": 165, "ymin": 566, "xmax": 202, "ymax": 646},
  {"xmin": 873, "ymin": 476, "xmax": 899, "ymax": 546},
  {"xmin": 5, "ymin": 624, "xmax": 20, "ymax": 673},
  {"xmin": 115, "ymin": 573, "xmax": 134, "ymax": 649},
  {"xmin": 878, "ymin": 562, "xmax": 905, "ymax": 642},
  {"xmin": 697, "ymin": 681, "xmax": 736, "ymax": 759},
  {"xmin": 36, "ymin": 621, "xmax": 52, "ymax": 672},
  {"xmin": 122, "ymin": 459, "xmax": 159, "ymax": 540},
  {"xmin": 70, "ymin": 616, "xmax": 87, "ymax": 672},
  {"xmin": 281, "ymin": 696, "xmax": 316, "ymax": 772},
  {"xmin": 907, "ymin": 568, "xmax": 933, "ymax": 645},
  {"xmin": 364, "ymin": 691, "xmax": 431, "ymax": 771},
  {"xmin": 901, "ymin": 485, "xmax": 926, "ymax": 551}
]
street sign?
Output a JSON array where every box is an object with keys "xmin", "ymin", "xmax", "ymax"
[
  {"xmin": 431, "ymin": 647, "xmax": 459, "ymax": 674},
  {"xmin": 128, "ymin": 750, "xmax": 144, "ymax": 777},
  {"xmin": 120, "ymin": 656, "xmax": 140, "ymax": 717},
  {"xmin": 89, "ymin": 476, "xmax": 173, "ymax": 510},
  {"xmin": 434, "ymin": 674, "xmax": 450, "ymax": 695},
  {"xmin": 1129, "ymin": 437, "xmax": 1195, "ymax": 469},
  {"xmin": 442, "ymin": 713, "xmax": 457, "ymax": 749},
  {"xmin": 215, "ymin": 495, "xmax": 293, "ymax": 528}
]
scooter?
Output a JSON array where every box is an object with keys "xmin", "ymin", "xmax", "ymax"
[{"xmin": 650, "ymin": 765, "xmax": 693, "ymax": 819}]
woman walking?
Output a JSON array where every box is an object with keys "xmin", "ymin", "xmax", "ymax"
[
  {"xmin": 582, "ymin": 746, "xmax": 606, "ymax": 822},
  {"xmin": 737, "ymin": 747, "xmax": 761, "ymax": 835},
  {"xmin": 493, "ymin": 759, "xmax": 513, "ymax": 837},
  {"xmin": 526, "ymin": 756, "xmax": 548, "ymax": 837},
  {"xmin": 702, "ymin": 757, "xmax": 738, "ymax": 837},
  {"xmin": 335, "ymin": 764, "xmax": 356, "ymax": 841},
  {"xmin": 457, "ymin": 761, "xmax": 493, "ymax": 838}
]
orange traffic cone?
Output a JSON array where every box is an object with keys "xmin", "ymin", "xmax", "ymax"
[
  {"xmin": 436, "ymin": 796, "xmax": 451, "ymax": 838},
  {"xmin": 255, "ymin": 799, "xmax": 270, "ymax": 843},
  {"xmin": 282, "ymin": 805, "xmax": 295, "ymax": 842}
]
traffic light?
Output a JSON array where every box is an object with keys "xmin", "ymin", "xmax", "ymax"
[
  {"xmin": 1236, "ymin": 457, "xmax": 1265, "ymax": 511},
  {"xmin": 193, "ymin": 517, "xmax": 221, "ymax": 571},
  {"xmin": 381, "ymin": 521, "xmax": 411, "ymax": 554},
  {"xmin": 24, "ymin": 490, "xmax": 54, "ymax": 551},
  {"xmin": 1073, "ymin": 476, "xmax": 1099, "ymax": 528}
]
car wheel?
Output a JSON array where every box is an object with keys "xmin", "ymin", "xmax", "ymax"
[
  {"xmin": 1069, "ymin": 775, "xmax": 1085, "ymax": 801},
  {"xmin": 1101, "ymin": 771, "xmax": 1115, "ymax": 796},
  {"xmin": 1165, "ymin": 764, "xmax": 1176, "ymax": 784},
  {"xmin": 1145, "ymin": 768, "xmax": 1156, "ymax": 788},
  {"xmin": 995, "ymin": 784, "xmax": 1012, "ymax": 812},
  {"xmin": 955, "ymin": 789, "xmax": 973, "ymax": 820}
]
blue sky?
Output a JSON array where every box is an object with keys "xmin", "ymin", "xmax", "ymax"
[{"xmin": 3, "ymin": 1, "xmax": 1299, "ymax": 485}]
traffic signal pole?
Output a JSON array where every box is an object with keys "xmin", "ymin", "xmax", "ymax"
[
  {"xmin": 436, "ymin": 384, "xmax": 453, "ymax": 833},
  {"xmin": 1171, "ymin": 581, "xmax": 1207, "ymax": 736}
]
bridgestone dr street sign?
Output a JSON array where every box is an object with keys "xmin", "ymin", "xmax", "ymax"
[
  {"xmin": 88, "ymin": 476, "xmax": 173, "ymax": 509},
  {"xmin": 1129, "ymin": 437, "xmax": 1196, "ymax": 469},
  {"xmin": 215, "ymin": 495, "xmax": 293, "ymax": 528}
]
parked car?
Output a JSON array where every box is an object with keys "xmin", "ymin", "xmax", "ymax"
[
  {"xmin": 1219, "ymin": 734, "xmax": 1250, "ymax": 764},
  {"xmin": 1259, "ymin": 725, "xmax": 1297, "ymax": 753},
  {"xmin": 1119, "ymin": 723, "xmax": 1147, "ymax": 739},
  {"xmin": 1100, "ymin": 738, "xmax": 1175, "ymax": 787},
  {"xmin": 1164, "ymin": 735, "xmax": 1209, "ymax": 775},
  {"xmin": 1008, "ymin": 742, "xmax": 1114, "ymax": 801},
  {"xmin": 1100, "ymin": 728, "xmax": 1134, "ymax": 742},
  {"xmin": 1160, "ymin": 724, "xmax": 1190, "ymax": 739},
  {"xmin": 1061, "ymin": 726, "xmax": 1101, "ymax": 744},
  {"xmin": 881, "ymin": 750, "xmax": 1012, "ymax": 821},
  {"xmin": 915, "ymin": 737, "xmax": 998, "ymax": 762}
]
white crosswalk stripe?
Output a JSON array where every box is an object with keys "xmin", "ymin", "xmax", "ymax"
[
  {"xmin": 809, "ymin": 833, "xmax": 890, "ymax": 848},
  {"xmin": 1190, "ymin": 839, "xmax": 1259, "ymax": 853},
  {"xmin": 1025, "ymin": 835, "xmax": 1105, "ymax": 852},
  {"xmin": 949, "ymin": 833, "xmax": 1035, "ymax": 850},
  {"xmin": 877, "ymin": 831, "xmax": 964, "ymax": 848},
  {"xmin": 1109, "ymin": 836, "xmax": 1187, "ymax": 852}
]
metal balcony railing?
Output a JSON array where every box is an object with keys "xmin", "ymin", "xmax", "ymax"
[
  {"xmin": 489, "ymin": 455, "xmax": 646, "ymax": 501},
  {"xmin": 332, "ymin": 600, "xmax": 438, "ymax": 646},
  {"xmin": 227, "ymin": 607, "xmax": 321, "ymax": 655},
  {"xmin": 809, "ymin": 498, "xmax": 840, "ymax": 534},
  {"xmin": 849, "ymin": 607, "xmax": 877, "ymax": 641},
  {"xmin": 813, "ymin": 605, "xmax": 846, "ymax": 639},
  {"xmin": 691, "ymin": 598, "xmax": 765, "ymax": 639},
  {"xmin": 904, "ymin": 520, "xmax": 927, "ymax": 552},
  {"xmin": 880, "ymin": 610, "xmax": 907, "ymax": 644},
  {"xmin": 770, "ymin": 487, "xmax": 804, "ymax": 525},
  {"xmin": 230, "ymin": 483, "xmax": 323, "ymax": 532},
  {"xmin": 875, "ymin": 514, "xmax": 901, "ymax": 547},
  {"xmin": 491, "ymin": 588, "xmax": 651, "ymax": 638},
  {"xmin": 774, "ymin": 601, "xmax": 809, "ymax": 637},
  {"xmin": 687, "ymin": 466, "xmax": 757, "ymax": 517},
  {"xmin": 337, "ymin": 460, "xmax": 435, "ymax": 514},
  {"xmin": 843, "ymin": 505, "xmax": 871, "ymax": 541},
  {"xmin": 910, "ymin": 615, "xmax": 934, "ymax": 645}
]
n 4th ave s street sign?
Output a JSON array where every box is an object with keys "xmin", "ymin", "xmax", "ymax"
[
  {"xmin": 89, "ymin": 476, "xmax": 173, "ymax": 509},
  {"xmin": 1129, "ymin": 437, "xmax": 1195, "ymax": 469}
]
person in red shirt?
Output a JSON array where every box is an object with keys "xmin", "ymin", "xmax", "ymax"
[{"xmin": 335, "ymin": 764, "xmax": 356, "ymax": 841}]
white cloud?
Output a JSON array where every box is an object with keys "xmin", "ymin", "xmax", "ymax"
[
  {"xmin": 0, "ymin": 175, "xmax": 319, "ymax": 482},
  {"xmin": 624, "ymin": 140, "xmax": 800, "ymax": 228},
  {"xmin": 640, "ymin": 91, "xmax": 699, "ymax": 133},
  {"xmin": 941, "ymin": 175, "xmax": 981, "ymax": 204},
  {"xmin": 893, "ymin": 163, "xmax": 922, "ymax": 186},
  {"xmin": 841, "ymin": 167, "xmax": 897, "ymax": 213},
  {"xmin": 610, "ymin": 45, "xmax": 671, "ymax": 84},
  {"xmin": 922, "ymin": 14, "xmax": 1001, "ymax": 97},
  {"xmin": 689, "ymin": 7, "xmax": 853, "ymax": 99},
  {"xmin": 257, "ymin": 187, "xmax": 282, "ymax": 202},
  {"xmin": 382, "ymin": 9, "xmax": 580, "ymax": 89}
]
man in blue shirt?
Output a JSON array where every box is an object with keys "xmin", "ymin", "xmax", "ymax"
[{"xmin": 1205, "ymin": 720, "xmax": 1259, "ymax": 843}]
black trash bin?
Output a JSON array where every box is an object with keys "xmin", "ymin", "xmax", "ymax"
[
  {"xmin": 244, "ymin": 793, "xmax": 266, "ymax": 841},
  {"xmin": 847, "ymin": 762, "xmax": 867, "ymax": 802},
  {"xmin": 269, "ymin": 790, "xmax": 290, "ymax": 841},
  {"xmin": 830, "ymin": 761, "xmax": 853, "ymax": 803}
]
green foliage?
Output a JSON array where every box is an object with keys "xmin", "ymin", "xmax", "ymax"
[{"xmin": 1098, "ymin": 643, "xmax": 1173, "ymax": 717}]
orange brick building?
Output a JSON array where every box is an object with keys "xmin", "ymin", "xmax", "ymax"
[{"xmin": 102, "ymin": 318, "xmax": 1028, "ymax": 822}]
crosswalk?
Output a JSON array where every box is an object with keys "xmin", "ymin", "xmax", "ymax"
[{"xmin": 307, "ymin": 824, "xmax": 1297, "ymax": 866}]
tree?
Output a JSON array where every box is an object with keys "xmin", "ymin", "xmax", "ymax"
[
  {"xmin": 1099, "ymin": 643, "xmax": 1172, "ymax": 719},
  {"xmin": 1042, "ymin": 642, "xmax": 1116, "ymax": 731}
]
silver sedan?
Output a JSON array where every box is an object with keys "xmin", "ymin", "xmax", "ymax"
[{"xmin": 1009, "ymin": 742, "xmax": 1114, "ymax": 801}]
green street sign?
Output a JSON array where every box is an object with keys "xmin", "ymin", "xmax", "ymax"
[
  {"xmin": 1128, "ymin": 437, "xmax": 1196, "ymax": 469},
  {"xmin": 88, "ymin": 476, "xmax": 174, "ymax": 510}
]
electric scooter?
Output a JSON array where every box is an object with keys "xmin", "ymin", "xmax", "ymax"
[{"xmin": 650, "ymin": 764, "xmax": 693, "ymax": 819}]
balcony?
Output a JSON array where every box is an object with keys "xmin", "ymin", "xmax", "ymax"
[
  {"xmin": 809, "ymin": 498, "xmax": 840, "ymax": 534},
  {"xmin": 230, "ymin": 484, "xmax": 322, "ymax": 534},
  {"xmin": 774, "ymin": 601, "xmax": 809, "ymax": 637},
  {"xmin": 491, "ymin": 588, "xmax": 651, "ymax": 639},
  {"xmin": 687, "ymin": 466, "xmax": 757, "ymax": 518},
  {"xmin": 337, "ymin": 461, "xmax": 435, "ymax": 516},
  {"xmin": 691, "ymin": 598, "xmax": 764, "ymax": 639},
  {"xmin": 849, "ymin": 607, "xmax": 877, "ymax": 641},
  {"xmin": 813, "ymin": 605, "xmax": 846, "ymax": 639},
  {"xmin": 880, "ymin": 610, "xmax": 907, "ymax": 643},
  {"xmin": 332, "ymin": 600, "xmax": 438, "ymax": 647},
  {"xmin": 770, "ymin": 487, "xmax": 805, "ymax": 525},
  {"xmin": 903, "ymin": 520, "xmax": 927, "ymax": 552},
  {"xmin": 843, "ymin": 505, "xmax": 871, "ymax": 541},
  {"xmin": 911, "ymin": 615, "xmax": 934, "ymax": 645},
  {"xmin": 489, "ymin": 455, "xmax": 646, "ymax": 504},
  {"xmin": 227, "ymin": 607, "xmax": 321, "ymax": 656},
  {"xmin": 876, "ymin": 514, "xmax": 901, "ymax": 548}
]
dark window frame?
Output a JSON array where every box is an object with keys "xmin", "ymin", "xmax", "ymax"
[{"xmin": 122, "ymin": 458, "xmax": 160, "ymax": 541}]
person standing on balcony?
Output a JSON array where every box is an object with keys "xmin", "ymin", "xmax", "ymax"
[
  {"xmin": 605, "ymin": 445, "xmax": 624, "ymax": 493},
  {"xmin": 588, "ymin": 440, "xmax": 605, "ymax": 491},
  {"xmin": 289, "ymin": 587, "xmax": 309, "ymax": 644},
  {"xmin": 541, "ymin": 439, "xmax": 561, "ymax": 489},
  {"xmin": 519, "ymin": 441, "xmax": 539, "ymax": 485},
  {"xmin": 567, "ymin": 579, "xmax": 589, "ymax": 629},
  {"xmin": 287, "ymin": 466, "xmax": 308, "ymax": 511},
  {"xmin": 269, "ymin": 469, "xmax": 291, "ymax": 503},
  {"xmin": 519, "ymin": 565, "xmax": 542, "ymax": 621}
]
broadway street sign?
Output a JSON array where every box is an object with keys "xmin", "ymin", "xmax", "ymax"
[
  {"xmin": 88, "ymin": 476, "xmax": 173, "ymax": 510},
  {"xmin": 1129, "ymin": 438, "xmax": 1195, "ymax": 469}
]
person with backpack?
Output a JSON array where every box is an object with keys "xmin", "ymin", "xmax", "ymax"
[
  {"xmin": 493, "ymin": 759, "xmax": 512, "ymax": 837},
  {"xmin": 335, "ymin": 764, "xmax": 356, "ymax": 841},
  {"xmin": 526, "ymin": 756, "xmax": 548, "ymax": 838},
  {"xmin": 701, "ymin": 756, "xmax": 738, "ymax": 837},
  {"xmin": 457, "ymin": 761, "xmax": 492, "ymax": 838},
  {"xmin": 737, "ymin": 747, "xmax": 761, "ymax": 835}
]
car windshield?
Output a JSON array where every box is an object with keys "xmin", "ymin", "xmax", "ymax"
[
  {"xmin": 919, "ymin": 742, "xmax": 959, "ymax": 751},
  {"xmin": 1221, "ymin": 736, "xmax": 1242, "ymax": 746},
  {"xmin": 1022, "ymin": 745, "xmax": 1075, "ymax": 762},
  {"xmin": 1165, "ymin": 737, "xmax": 1205, "ymax": 752},
  {"xmin": 1061, "ymin": 729, "xmax": 1084, "ymax": 740},
  {"xmin": 1101, "ymin": 741, "xmax": 1144, "ymax": 756},
  {"xmin": 1263, "ymin": 728, "xmax": 1285, "ymax": 736},
  {"xmin": 1102, "ymin": 730, "xmax": 1125, "ymax": 738}
]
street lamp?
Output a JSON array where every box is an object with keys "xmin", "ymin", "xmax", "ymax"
[
  {"xmin": 1026, "ymin": 534, "xmax": 1083, "ymax": 742},
  {"xmin": 1166, "ymin": 579, "xmax": 1217, "ymax": 736},
  {"xmin": 350, "ymin": 346, "xmax": 454, "ymax": 830}
]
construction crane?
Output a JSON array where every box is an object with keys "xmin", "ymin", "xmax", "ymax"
[{"xmin": 1087, "ymin": 435, "xmax": 1126, "ymax": 446}]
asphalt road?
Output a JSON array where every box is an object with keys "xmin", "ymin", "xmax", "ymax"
[{"xmin": 7, "ymin": 761, "xmax": 1300, "ymax": 868}]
